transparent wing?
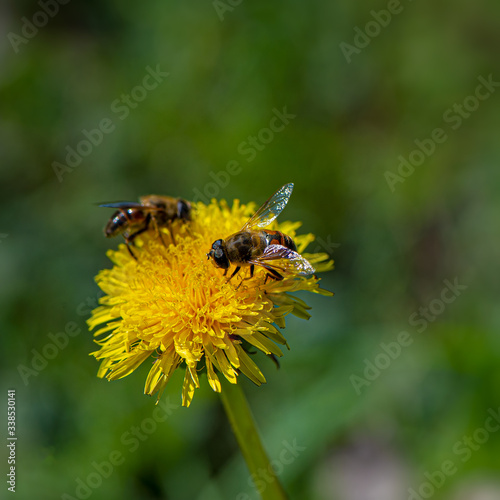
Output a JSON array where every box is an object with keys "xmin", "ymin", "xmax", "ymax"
[
  {"xmin": 99, "ymin": 201, "xmax": 164, "ymax": 212},
  {"xmin": 99, "ymin": 201, "xmax": 143, "ymax": 209},
  {"xmin": 241, "ymin": 183, "xmax": 294, "ymax": 231},
  {"xmin": 252, "ymin": 244, "xmax": 315, "ymax": 275}
]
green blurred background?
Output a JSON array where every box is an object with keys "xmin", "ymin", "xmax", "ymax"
[{"xmin": 2, "ymin": 0, "xmax": 500, "ymax": 499}]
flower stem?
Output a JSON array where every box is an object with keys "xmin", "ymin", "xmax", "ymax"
[{"xmin": 219, "ymin": 378, "xmax": 288, "ymax": 500}]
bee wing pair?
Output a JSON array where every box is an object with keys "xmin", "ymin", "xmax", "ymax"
[
  {"xmin": 242, "ymin": 182, "xmax": 315, "ymax": 276},
  {"xmin": 250, "ymin": 244, "xmax": 316, "ymax": 276},
  {"xmin": 99, "ymin": 201, "xmax": 159, "ymax": 211}
]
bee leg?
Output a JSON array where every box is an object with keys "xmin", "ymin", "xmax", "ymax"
[
  {"xmin": 260, "ymin": 265, "xmax": 283, "ymax": 282},
  {"xmin": 159, "ymin": 229, "xmax": 168, "ymax": 247},
  {"xmin": 183, "ymin": 222, "xmax": 192, "ymax": 237},
  {"xmin": 128, "ymin": 226, "xmax": 149, "ymax": 245},
  {"xmin": 125, "ymin": 222, "xmax": 151, "ymax": 260},
  {"xmin": 153, "ymin": 217, "xmax": 168, "ymax": 248},
  {"xmin": 128, "ymin": 212, "xmax": 152, "ymax": 245},
  {"xmin": 124, "ymin": 239, "xmax": 138, "ymax": 260},
  {"xmin": 226, "ymin": 266, "xmax": 241, "ymax": 283},
  {"xmin": 235, "ymin": 264, "xmax": 256, "ymax": 290},
  {"xmin": 167, "ymin": 220, "xmax": 176, "ymax": 246}
]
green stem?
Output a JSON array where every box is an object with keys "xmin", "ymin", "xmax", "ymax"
[{"xmin": 219, "ymin": 378, "xmax": 288, "ymax": 500}]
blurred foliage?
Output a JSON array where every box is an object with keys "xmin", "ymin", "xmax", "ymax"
[{"xmin": 1, "ymin": 0, "xmax": 500, "ymax": 499}]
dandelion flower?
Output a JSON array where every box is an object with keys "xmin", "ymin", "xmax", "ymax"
[{"xmin": 88, "ymin": 197, "xmax": 333, "ymax": 407}]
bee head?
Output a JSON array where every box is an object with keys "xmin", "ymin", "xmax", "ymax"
[
  {"xmin": 207, "ymin": 239, "xmax": 230, "ymax": 269},
  {"xmin": 177, "ymin": 199, "xmax": 191, "ymax": 221}
]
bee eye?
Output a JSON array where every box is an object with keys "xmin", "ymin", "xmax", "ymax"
[
  {"xmin": 177, "ymin": 200, "xmax": 191, "ymax": 220},
  {"xmin": 215, "ymin": 249, "xmax": 223, "ymax": 258}
]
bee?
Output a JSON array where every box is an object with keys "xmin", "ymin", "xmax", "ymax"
[
  {"xmin": 100, "ymin": 195, "xmax": 191, "ymax": 258},
  {"xmin": 207, "ymin": 183, "xmax": 314, "ymax": 282}
]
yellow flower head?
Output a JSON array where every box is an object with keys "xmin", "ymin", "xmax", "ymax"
[{"xmin": 88, "ymin": 198, "xmax": 333, "ymax": 407}]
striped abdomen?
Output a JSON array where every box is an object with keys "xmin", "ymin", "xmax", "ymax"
[
  {"xmin": 104, "ymin": 209, "xmax": 146, "ymax": 237},
  {"xmin": 263, "ymin": 230, "xmax": 297, "ymax": 251}
]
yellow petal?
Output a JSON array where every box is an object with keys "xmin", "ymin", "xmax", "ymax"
[
  {"xmin": 206, "ymin": 358, "xmax": 221, "ymax": 393},
  {"xmin": 236, "ymin": 346, "xmax": 266, "ymax": 386},
  {"xmin": 182, "ymin": 369, "xmax": 196, "ymax": 407}
]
